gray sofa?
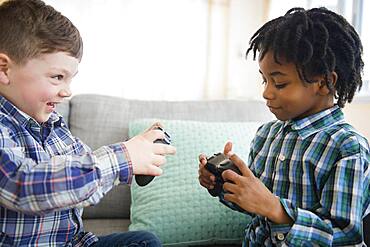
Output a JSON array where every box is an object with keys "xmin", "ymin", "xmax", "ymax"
[
  {"xmin": 56, "ymin": 94, "xmax": 369, "ymax": 245},
  {"xmin": 56, "ymin": 94, "xmax": 273, "ymax": 237}
]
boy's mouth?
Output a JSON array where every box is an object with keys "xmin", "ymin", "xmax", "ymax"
[{"xmin": 46, "ymin": 102, "xmax": 59, "ymax": 109}]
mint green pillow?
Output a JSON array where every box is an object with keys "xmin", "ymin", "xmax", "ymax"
[{"xmin": 128, "ymin": 119, "xmax": 261, "ymax": 246}]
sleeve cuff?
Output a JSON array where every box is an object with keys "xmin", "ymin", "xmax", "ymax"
[
  {"xmin": 107, "ymin": 143, "xmax": 133, "ymax": 184},
  {"xmin": 279, "ymin": 198, "xmax": 298, "ymax": 221},
  {"xmin": 266, "ymin": 198, "xmax": 296, "ymax": 244}
]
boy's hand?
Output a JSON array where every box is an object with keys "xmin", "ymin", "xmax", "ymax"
[
  {"xmin": 124, "ymin": 124, "xmax": 176, "ymax": 176},
  {"xmin": 198, "ymin": 154, "xmax": 216, "ymax": 189},
  {"xmin": 222, "ymin": 142, "xmax": 292, "ymax": 224},
  {"xmin": 198, "ymin": 141, "xmax": 233, "ymax": 189},
  {"xmin": 144, "ymin": 122, "xmax": 163, "ymax": 132}
]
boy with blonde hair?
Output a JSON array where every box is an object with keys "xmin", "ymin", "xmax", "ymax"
[{"xmin": 0, "ymin": 0, "xmax": 175, "ymax": 246}]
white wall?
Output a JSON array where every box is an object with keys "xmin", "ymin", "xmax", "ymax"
[
  {"xmin": 343, "ymin": 101, "xmax": 370, "ymax": 140},
  {"xmin": 41, "ymin": 0, "xmax": 268, "ymax": 101},
  {"xmin": 226, "ymin": 0, "xmax": 267, "ymax": 100}
]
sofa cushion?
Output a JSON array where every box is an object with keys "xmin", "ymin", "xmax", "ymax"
[
  {"xmin": 56, "ymin": 101, "xmax": 69, "ymax": 123},
  {"xmin": 83, "ymin": 184, "xmax": 131, "ymax": 219},
  {"xmin": 83, "ymin": 219, "xmax": 131, "ymax": 236},
  {"xmin": 128, "ymin": 119, "xmax": 262, "ymax": 246}
]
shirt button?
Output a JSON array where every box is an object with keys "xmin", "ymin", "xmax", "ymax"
[
  {"xmin": 278, "ymin": 154, "xmax": 285, "ymax": 161},
  {"xmin": 276, "ymin": 233, "xmax": 285, "ymax": 241}
]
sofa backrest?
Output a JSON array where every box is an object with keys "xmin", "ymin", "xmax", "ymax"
[{"xmin": 57, "ymin": 94, "xmax": 273, "ymax": 220}]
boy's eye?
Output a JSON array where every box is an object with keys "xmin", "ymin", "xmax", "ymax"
[
  {"xmin": 275, "ymin": 83, "xmax": 287, "ymax": 89},
  {"xmin": 52, "ymin": 75, "xmax": 64, "ymax": 80}
]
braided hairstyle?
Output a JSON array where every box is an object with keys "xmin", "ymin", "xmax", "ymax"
[{"xmin": 247, "ymin": 7, "xmax": 364, "ymax": 107}]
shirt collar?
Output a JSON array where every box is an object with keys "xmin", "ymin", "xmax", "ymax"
[
  {"xmin": 0, "ymin": 95, "xmax": 62, "ymax": 128},
  {"xmin": 287, "ymin": 105, "xmax": 345, "ymax": 139}
]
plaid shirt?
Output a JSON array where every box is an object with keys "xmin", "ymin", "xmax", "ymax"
[
  {"xmin": 0, "ymin": 96, "xmax": 133, "ymax": 246},
  {"xmin": 221, "ymin": 105, "xmax": 370, "ymax": 246}
]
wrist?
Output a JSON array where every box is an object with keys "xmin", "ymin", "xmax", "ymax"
[
  {"xmin": 266, "ymin": 196, "xmax": 293, "ymax": 225},
  {"xmin": 120, "ymin": 142, "xmax": 134, "ymax": 179}
]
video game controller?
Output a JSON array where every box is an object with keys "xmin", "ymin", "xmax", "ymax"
[
  {"xmin": 204, "ymin": 152, "xmax": 241, "ymax": 197},
  {"xmin": 134, "ymin": 126, "xmax": 171, "ymax": 186}
]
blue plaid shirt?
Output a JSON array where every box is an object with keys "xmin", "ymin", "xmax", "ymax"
[
  {"xmin": 221, "ymin": 105, "xmax": 370, "ymax": 246},
  {"xmin": 0, "ymin": 96, "xmax": 133, "ymax": 246}
]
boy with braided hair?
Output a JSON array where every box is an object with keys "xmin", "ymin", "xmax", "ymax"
[{"xmin": 199, "ymin": 7, "xmax": 369, "ymax": 246}]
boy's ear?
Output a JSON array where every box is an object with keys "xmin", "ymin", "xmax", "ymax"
[
  {"xmin": 317, "ymin": 72, "xmax": 337, "ymax": 96},
  {"xmin": 0, "ymin": 53, "xmax": 10, "ymax": 85},
  {"xmin": 329, "ymin": 71, "xmax": 338, "ymax": 86}
]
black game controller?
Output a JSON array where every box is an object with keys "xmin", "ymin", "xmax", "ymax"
[
  {"xmin": 204, "ymin": 152, "xmax": 241, "ymax": 197},
  {"xmin": 134, "ymin": 126, "xmax": 171, "ymax": 186}
]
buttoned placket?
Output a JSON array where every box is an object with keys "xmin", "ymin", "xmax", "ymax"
[
  {"xmin": 271, "ymin": 125, "xmax": 290, "ymax": 189},
  {"xmin": 269, "ymin": 125, "xmax": 291, "ymax": 246}
]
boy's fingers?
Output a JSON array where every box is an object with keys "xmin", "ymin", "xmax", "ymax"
[
  {"xmin": 145, "ymin": 129, "xmax": 165, "ymax": 142},
  {"xmin": 198, "ymin": 153, "xmax": 207, "ymax": 165},
  {"xmin": 197, "ymin": 153, "xmax": 215, "ymax": 185},
  {"xmin": 145, "ymin": 165, "xmax": 163, "ymax": 176},
  {"xmin": 222, "ymin": 169, "xmax": 240, "ymax": 182},
  {"xmin": 199, "ymin": 167, "xmax": 215, "ymax": 182},
  {"xmin": 199, "ymin": 179, "xmax": 214, "ymax": 189},
  {"xmin": 198, "ymin": 168, "xmax": 215, "ymax": 188},
  {"xmin": 227, "ymin": 152, "xmax": 253, "ymax": 177},
  {"xmin": 153, "ymin": 143, "xmax": 176, "ymax": 155},
  {"xmin": 223, "ymin": 141, "xmax": 233, "ymax": 155},
  {"xmin": 152, "ymin": 154, "xmax": 166, "ymax": 166},
  {"xmin": 223, "ymin": 193, "xmax": 237, "ymax": 204},
  {"xmin": 223, "ymin": 181, "xmax": 238, "ymax": 194},
  {"xmin": 145, "ymin": 122, "xmax": 163, "ymax": 132},
  {"xmin": 223, "ymin": 142, "xmax": 252, "ymax": 177},
  {"xmin": 152, "ymin": 122, "xmax": 163, "ymax": 129}
]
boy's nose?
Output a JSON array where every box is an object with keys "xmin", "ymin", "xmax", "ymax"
[
  {"xmin": 59, "ymin": 87, "xmax": 72, "ymax": 98},
  {"xmin": 262, "ymin": 82, "xmax": 274, "ymax": 100}
]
